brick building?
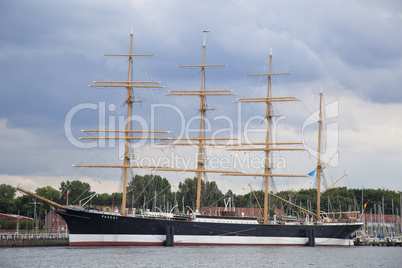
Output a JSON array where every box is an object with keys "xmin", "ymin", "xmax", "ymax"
[{"xmin": 45, "ymin": 210, "xmax": 68, "ymax": 232}]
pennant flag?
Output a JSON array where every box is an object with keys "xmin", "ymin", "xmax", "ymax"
[
  {"xmin": 363, "ymin": 202, "xmax": 368, "ymax": 210},
  {"xmin": 64, "ymin": 190, "xmax": 69, "ymax": 200},
  {"xmin": 307, "ymin": 170, "xmax": 315, "ymax": 177}
]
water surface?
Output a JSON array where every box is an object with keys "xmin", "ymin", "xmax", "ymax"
[{"xmin": 1, "ymin": 245, "xmax": 400, "ymax": 267}]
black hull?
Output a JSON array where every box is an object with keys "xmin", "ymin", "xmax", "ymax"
[{"xmin": 56, "ymin": 207, "xmax": 362, "ymax": 246}]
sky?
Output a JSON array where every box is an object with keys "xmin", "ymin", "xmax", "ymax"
[{"xmin": 1, "ymin": 0, "xmax": 402, "ymax": 196}]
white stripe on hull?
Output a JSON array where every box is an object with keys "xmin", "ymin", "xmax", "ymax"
[{"xmin": 69, "ymin": 234, "xmax": 353, "ymax": 246}]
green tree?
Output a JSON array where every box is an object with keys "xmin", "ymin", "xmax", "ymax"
[
  {"xmin": 0, "ymin": 184, "xmax": 16, "ymax": 200},
  {"xmin": 178, "ymin": 177, "xmax": 197, "ymax": 209},
  {"xmin": 127, "ymin": 174, "xmax": 172, "ymax": 211},
  {"xmin": 110, "ymin": 192, "xmax": 123, "ymax": 209},
  {"xmin": 36, "ymin": 186, "xmax": 60, "ymax": 203},
  {"xmin": 35, "ymin": 186, "xmax": 61, "ymax": 221},
  {"xmin": 0, "ymin": 184, "xmax": 16, "ymax": 213},
  {"xmin": 178, "ymin": 177, "xmax": 224, "ymax": 210},
  {"xmin": 92, "ymin": 193, "xmax": 113, "ymax": 207},
  {"xmin": 59, "ymin": 180, "xmax": 93, "ymax": 205},
  {"xmin": 203, "ymin": 181, "xmax": 224, "ymax": 207},
  {"xmin": 14, "ymin": 195, "xmax": 34, "ymax": 218}
]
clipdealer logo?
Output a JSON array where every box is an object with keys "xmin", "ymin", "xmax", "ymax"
[{"xmin": 64, "ymin": 100, "xmax": 339, "ymax": 168}]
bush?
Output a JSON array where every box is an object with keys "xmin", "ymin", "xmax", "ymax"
[{"xmin": 0, "ymin": 219, "xmax": 17, "ymax": 229}]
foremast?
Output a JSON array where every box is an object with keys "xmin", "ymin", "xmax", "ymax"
[{"xmin": 74, "ymin": 33, "xmax": 165, "ymax": 216}]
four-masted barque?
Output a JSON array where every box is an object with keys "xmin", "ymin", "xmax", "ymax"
[{"xmin": 17, "ymin": 32, "xmax": 363, "ymax": 246}]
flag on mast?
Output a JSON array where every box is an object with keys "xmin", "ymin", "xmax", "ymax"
[{"xmin": 64, "ymin": 190, "xmax": 69, "ymax": 200}]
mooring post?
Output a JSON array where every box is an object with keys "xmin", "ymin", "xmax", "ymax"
[
  {"xmin": 308, "ymin": 229, "xmax": 315, "ymax": 247},
  {"xmin": 163, "ymin": 226, "xmax": 174, "ymax": 246},
  {"xmin": 170, "ymin": 226, "xmax": 174, "ymax": 246}
]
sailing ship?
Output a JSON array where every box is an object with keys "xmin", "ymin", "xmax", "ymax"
[{"xmin": 17, "ymin": 32, "xmax": 363, "ymax": 246}]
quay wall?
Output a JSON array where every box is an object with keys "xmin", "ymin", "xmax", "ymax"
[
  {"xmin": 0, "ymin": 234, "xmax": 69, "ymax": 247},
  {"xmin": 354, "ymin": 237, "xmax": 402, "ymax": 247}
]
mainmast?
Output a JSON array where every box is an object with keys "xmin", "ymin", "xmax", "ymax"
[
  {"xmin": 224, "ymin": 53, "xmax": 306, "ymax": 224},
  {"xmin": 74, "ymin": 33, "xmax": 166, "ymax": 216},
  {"xmin": 157, "ymin": 33, "xmax": 236, "ymax": 212}
]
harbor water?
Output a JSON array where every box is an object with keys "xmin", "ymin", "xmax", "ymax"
[{"xmin": 1, "ymin": 245, "xmax": 401, "ymax": 267}]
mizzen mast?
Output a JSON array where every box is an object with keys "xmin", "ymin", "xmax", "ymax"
[
  {"xmin": 74, "ymin": 33, "xmax": 165, "ymax": 216},
  {"xmin": 316, "ymin": 91, "xmax": 323, "ymax": 220}
]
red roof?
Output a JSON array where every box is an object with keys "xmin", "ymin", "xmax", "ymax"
[
  {"xmin": 0, "ymin": 213, "xmax": 33, "ymax": 222},
  {"xmin": 363, "ymin": 214, "xmax": 401, "ymax": 223}
]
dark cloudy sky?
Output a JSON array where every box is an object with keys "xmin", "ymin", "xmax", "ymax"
[{"xmin": 1, "ymin": 0, "xmax": 401, "ymax": 194}]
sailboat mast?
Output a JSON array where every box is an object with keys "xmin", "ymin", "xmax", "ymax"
[
  {"xmin": 316, "ymin": 91, "xmax": 323, "ymax": 220},
  {"xmin": 196, "ymin": 38, "xmax": 207, "ymax": 212},
  {"xmin": 263, "ymin": 54, "xmax": 273, "ymax": 224},
  {"xmin": 121, "ymin": 33, "xmax": 134, "ymax": 216}
]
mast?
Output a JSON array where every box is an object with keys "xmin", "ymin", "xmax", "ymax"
[
  {"xmin": 74, "ymin": 33, "xmax": 165, "ymax": 216},
  {"xmin": 195, "ymin": 36, "xmax": 207, "ymax": 213},
  {"xmin": 317, "ymin": 91, "xmax": 323, "ymax": 220},
  {"xmin": 156, "ymin": 32, "xmax": 237, "ymax": 213},
  {"xmin": 224, "ymin": 53, "xmax": 306, "ymax": 224},
  {"xmin": 121, "ymin": 33, "xmax": 136, "ymax": 216},
  {"xmin": 121, "ymin": 33, "xmax": 134, "ymax": 216},
  {"xmin": 263, "ymin": 54, "xmax": 273, "ymax": 225},
  {"xmin": 314, "ymin": 92, "xmax": 354, "ymax": 220}
]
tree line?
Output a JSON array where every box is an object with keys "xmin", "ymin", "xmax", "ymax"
[{"xmin": 1, "ymin": 175, "xmax": 401, "ymax": 229}]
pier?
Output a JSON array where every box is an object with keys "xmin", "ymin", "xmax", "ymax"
[
  {"xmin": 0, "ymin": 233, "xmax": 69, "ymax": 247},
  {"xmin": 354, "ymin": 237, "xmax": 402, "ymax": 247}
]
